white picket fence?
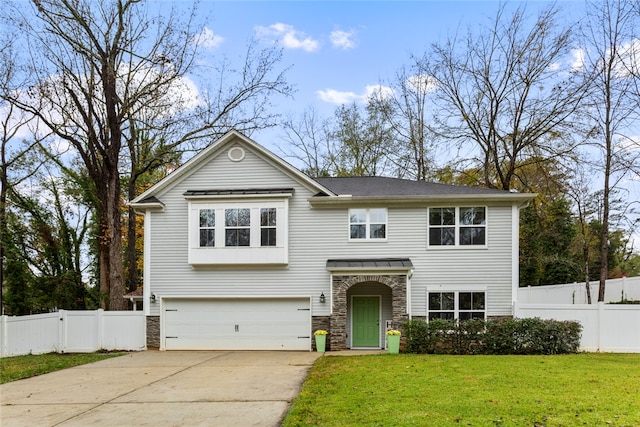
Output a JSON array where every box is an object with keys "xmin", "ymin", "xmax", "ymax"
[{"xmin": 0, "ymin": 309, "xmax": 146, "ymax": 357}]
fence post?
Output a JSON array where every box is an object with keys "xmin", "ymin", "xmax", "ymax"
[
  {"xmin": 597, "ymin": 302, "xmax": 605, "ymax": 352},
  {"xmin": 0, "ymin": 315, "xmax": 6, "ymax": 357},
  {"xmin": 97, "ymin": 309, "xmax": 104, "ymax": 351},
  {"xmin": 59, "ymin": 309, "xmax": 67, "ymax": 353}
]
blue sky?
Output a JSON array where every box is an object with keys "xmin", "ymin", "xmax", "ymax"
[
  {"xmin": 191, "ymin": 0, "xmax": 585, "ymax": 133},
  {"xmin": 186, "ymin": 1, "xmax": 638, "ymax": 243}
]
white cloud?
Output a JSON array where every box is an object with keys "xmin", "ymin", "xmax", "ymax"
[
  {"xmin": 330, "ymin": 29, "xmax": 356, "ymax": 50},
  {"xmin": 316, "ymin": 88, "xmax": 360, "ymax": 104},
  {"xmin": 317, "ymin": 84, "xmax": 394, "ymax": 105},
  {"xmin": 571, "ymin": 48, "xmax": 585, "ymax": 71},
  {"xmin": 255, "ymin": 23, "xmax": 319, "ymax": 52},
  {"xmin": 405, "ymin": 74, "xmax": 438, "ymax": 93},
  {"xmin": 364, "ymin": 84, "xmax": 394, "ymax": 101},
  {"xmin": 195, "ymin": 27, "xmax": 224, "ymax": 49},
  {"xmin": 615, "ymin": 38, "xmax": 640, "ymax": 78}
]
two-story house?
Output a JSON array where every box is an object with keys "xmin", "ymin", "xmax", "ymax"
[{"xmin": 130, "ymin": 130, "xmax": 534, "ymax": 351}]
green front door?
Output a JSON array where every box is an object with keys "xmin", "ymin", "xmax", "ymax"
[{"xmin": 352, "ymin": 296, "xmax": 380, "ymax": 347}]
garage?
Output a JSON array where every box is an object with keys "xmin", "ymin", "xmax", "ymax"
[{"xmin": 162, "ymin": 297, "xmax": 312, "ymax": 351}]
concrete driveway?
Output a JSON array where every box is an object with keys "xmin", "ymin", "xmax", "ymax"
[{"xmin": 1, "ymin": 350, "xmax": 322, "ymax": 427}]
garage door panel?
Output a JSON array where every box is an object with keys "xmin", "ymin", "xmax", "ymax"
[{"xmin": 163, "ymin": 298, "xmax": 311, "ymax": 351}]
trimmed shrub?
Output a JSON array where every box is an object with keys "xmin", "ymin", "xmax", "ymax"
[{"xmin": 403, "ymin": 317, "xmax": 582, "ymax": 355}]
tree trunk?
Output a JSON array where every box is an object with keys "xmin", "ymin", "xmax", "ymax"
[
  {"xmin": 96, "ymin": 170, "xmax": 126, "ymax": 310},
  {"xmin": 0, "ymin": 149, "xmax": 6, "ymax": 315},
  {"xmin": 126, "ymin": 177, "xmax": 139, "ymax": 293}
]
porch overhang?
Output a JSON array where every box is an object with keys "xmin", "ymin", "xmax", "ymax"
[{"xmin": 326, "ymin": 258, "xmax": 414, "ymax": 277}]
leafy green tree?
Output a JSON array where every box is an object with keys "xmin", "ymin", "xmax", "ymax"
[
  {"xmin": 520, "ymin": 198, "xmax": 579, "ymax": 286},
  {"xmin": 328, "ymin": 101, "xmax": 394, "ymax": 177},
  {"xmin": 3, "ymin": 169, "xmax": 91, "ymax": 314}
]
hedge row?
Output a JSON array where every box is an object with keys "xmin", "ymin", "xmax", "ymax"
[{"xmin": 403, "ymin": 317, "xmax": 582, "ymax": 355}]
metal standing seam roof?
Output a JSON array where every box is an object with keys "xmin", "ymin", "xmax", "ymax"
[
  {"xmin": 183, "ymin": 188, "xmax": 295, "ymax": 197},
  {"xmin": 326, "ymin": 258, "xmax": 414, "ymax": 270}
]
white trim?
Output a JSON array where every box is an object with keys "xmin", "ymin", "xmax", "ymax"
[
  {"xmin": 512, "ymin": 204, "xmax": 520, "ymax": 306},
  {"xmin": 227, "ymin": 146, "xmax": 245, "ymax": 162},
  {"xmin": 350, "ymin": 295, "xmax": 382, "ymax": 349},
  {"xmin": 143, "ymin": 212, "xmax": 152, "ymax": 316},
  {"xmin": 347, "ymin": 208, "xmax": 388, "ymax": 242},
  {"xmin": 187, "ymin": 199, "xmax": 289, "ymax": 265},
  {"xmin": 309, "ymin": 193, "xmax": 535, "ymax": 207}
]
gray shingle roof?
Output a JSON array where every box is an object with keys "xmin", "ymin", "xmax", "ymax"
[{"xmin": 314, "ymin": 176, "xmax": 511, "ymax": 197}]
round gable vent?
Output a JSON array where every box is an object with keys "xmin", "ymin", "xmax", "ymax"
[{"xmin": 228, "ymin": 146, "xmax": 245, "ymax": 162}]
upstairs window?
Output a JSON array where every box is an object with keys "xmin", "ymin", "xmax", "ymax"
[
  {"xmin": 225, "ymin": 208, "xmax": 250, "ymax": 246},
  {"xmin": 428, "ymin": 207, "xmax": 486, "ymax": 247},
  {"xmin": 188, "ymin": 199, "xmax": 289, "ymax": 265},
  {"xmin": 199, "ymin": 209, "xmax": 216, "ymax": 247},
  {"xmin": 349, "ymin": 208, "xmax": 387, "ymax": 240},
  {"xmin": 260, "ymin": 208, "xmax": 277, "ymax": 247},
  {"xmin": 428, "ymin": 291, "xmax": 486, "ymax": 321}
]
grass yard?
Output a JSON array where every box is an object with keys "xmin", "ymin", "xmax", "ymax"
[
  {"xmin": 0, "ymin": 352, "xmax": 123, "ymax": 384},
  {"xmin": 284, "ymin": 353, "xmax": 640, "ymax": 426}
]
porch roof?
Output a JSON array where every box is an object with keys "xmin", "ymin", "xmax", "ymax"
[{"xmin": 326, "ymin": 258, "xmax": 413, "ymax": 271}]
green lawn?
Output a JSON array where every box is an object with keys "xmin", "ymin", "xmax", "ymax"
[
  {"xmin": 0, "ymin": 352, "xmax": 123, "ymax": 384},
  {"xmin": 284, "ymin": 354, "xmax": 640, "ymax": 426}
]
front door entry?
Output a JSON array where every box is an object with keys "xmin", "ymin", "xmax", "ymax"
[{"xmin": 352, "ymin": 296, "xmax": 380, "ymax": 348}]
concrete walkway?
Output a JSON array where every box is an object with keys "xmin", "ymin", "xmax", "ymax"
[{"xmin": 1, "ymin": 350, "xmax": 322, "ymax": 427}]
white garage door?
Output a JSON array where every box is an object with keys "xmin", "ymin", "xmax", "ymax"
[{"xmin": 163, "ymin": 297, "xmax": 311, "ymax": 351}]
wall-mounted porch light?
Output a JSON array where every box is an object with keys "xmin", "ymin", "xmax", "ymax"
[{"xmin": 320, "ymin": 292, "xmax": 326, "ymax": 303}]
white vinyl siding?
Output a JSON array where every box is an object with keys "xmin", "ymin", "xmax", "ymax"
[{"xmin": 145, "ymin": 140, "xmax": 516, "ymax": 319}]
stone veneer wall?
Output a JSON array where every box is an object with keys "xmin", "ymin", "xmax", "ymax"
[
  {"xmin": 330, "ymin": 274, "xmax": 409, "ymax": 351},
  {"xmin": 146, "ymin": 316, "xmax": 160, "ymax": 348},
  {"xmin": 311, "ymin": 316, "xmax": 331, "ymax": 351}
]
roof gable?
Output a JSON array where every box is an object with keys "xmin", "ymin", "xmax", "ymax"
[{"xmin": 130, "ymin": 130, "xmax": 335, "ymax": 207}]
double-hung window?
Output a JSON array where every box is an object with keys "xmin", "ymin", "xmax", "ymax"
[
  {"xmin": 428, "ymin": 291, "xmax": 486, "ymax": 321},
  {"xmin": 428, "ymin": 207, "xmax": 486, "ymax": 247},
  {"xmin": 199, "ymin": 209, "xmax": 216, "ymax": 247},
  {"xmin": 225, "ymin": 208, "xmax": 250, "ymax": 246},
  {"xmin": 260, "ymin": 208, "xmax": 277, "ymax": 247},
  {"xmin": 349, "ymin": 208, "xmax": 387, "ymax": 240}
]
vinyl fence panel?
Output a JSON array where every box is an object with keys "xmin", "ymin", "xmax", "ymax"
[
  {"xmin": 1, "ymin": 309, "xmax": 146, "ymax": 357},
  {"xmin": 514, "ymin": 302, "xmax": 640, "ymax": 353}
]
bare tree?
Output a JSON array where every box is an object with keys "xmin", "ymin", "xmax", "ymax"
[
  {"xmin": 1, "ymin": 0, "xmax": 292, "ymax": 309},
  {"xmin": 372, "ymin": 62, "xmax": 438, "ymax": 181},
  {"xmin": 581, "ymin": 0, "xmax": 639, "ymax": 302},
  {"xmin": 424, "ymin": 4, "xmax": 587, "ymax": 191},
  {"xmin": 121, "ymin": 39, "xmax": 292, "ymax": 291},
  {"xmin": 279, "ymin": 107, "xmax": 333, "ymax": 177}
]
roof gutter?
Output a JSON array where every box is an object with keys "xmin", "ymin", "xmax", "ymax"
[{"xmin": 308, "ymin": 193, "xmax": 536, "ymax": 207}]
